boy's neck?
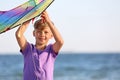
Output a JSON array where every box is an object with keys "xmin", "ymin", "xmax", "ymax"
[{"xmin": 35, "ymin": 44, "xmax": 46, "ymax": 50}]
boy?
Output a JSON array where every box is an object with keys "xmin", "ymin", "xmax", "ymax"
[{"xmin": 15, "ymin": 11, "xmax": 64, "ymax": 80}]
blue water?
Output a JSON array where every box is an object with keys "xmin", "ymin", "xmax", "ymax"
[{"xmin": 0, "ymin": 52, "xmax": 120, "ymax": 80}]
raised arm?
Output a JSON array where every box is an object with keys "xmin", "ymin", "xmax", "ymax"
[
  {"xmin": 15, "ymin": 21, "xmax": 30, "ymax": 51},
  {"xmin": 41, "ymin": 11, "xmax": 64, "ymax": 53}
]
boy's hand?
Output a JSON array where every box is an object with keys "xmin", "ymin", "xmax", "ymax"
[
  {"xmin": 40, "ymin": 11, "xmax": 51, "ymax": 23},
  {"xmin": 21, "ymin": 20, "xmax": 31, "ymax": 27}
]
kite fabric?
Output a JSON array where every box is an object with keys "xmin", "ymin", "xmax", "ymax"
[{"xmin": 0, "ymin": 0, "xmax": 54, "ymax": 34}]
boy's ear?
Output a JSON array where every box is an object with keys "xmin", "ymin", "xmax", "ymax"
[
  {"xmin": 33, "ymin": 30, "xmax": 35, "ymax": 37},
  {"xmin": 50, "ymin": 34, "xmax": 53, "ymax": 39}
]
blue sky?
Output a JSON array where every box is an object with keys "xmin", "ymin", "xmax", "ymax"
[{"xmin": 0, "ymin": 0, "xmax": 120, "ymax": 53}]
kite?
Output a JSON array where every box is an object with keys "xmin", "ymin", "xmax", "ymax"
[{"xmin": 0, "ymin": 0, "xmax": 54, "ymax": 34}]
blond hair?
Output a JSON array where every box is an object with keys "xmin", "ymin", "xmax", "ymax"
[{"xmin": 34, "ymin": 19, "xmax": 48, "ymax": 29}]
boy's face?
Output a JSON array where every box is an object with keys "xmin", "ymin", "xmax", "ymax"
[{"xmin": 33, "ymin": 26, "xmax": 53, "ymax": 45}]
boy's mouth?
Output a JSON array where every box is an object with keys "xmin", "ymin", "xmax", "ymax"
[{"xmin": 39, "ymin": 37, "xmax": 45, "ymax": 41}]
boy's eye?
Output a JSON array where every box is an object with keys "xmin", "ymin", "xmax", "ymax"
[
  {"xmin": 37, "ymin": 31, "xmax": 41, "ymax": 33},
  {"xmin": 45, "ymin": 31, "xmax": 48, "ymax": 34}
]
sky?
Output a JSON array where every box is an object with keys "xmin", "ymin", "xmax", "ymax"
[{"xmin": 0, "ymin": 0, "xmax": 120, "ymax": 54}]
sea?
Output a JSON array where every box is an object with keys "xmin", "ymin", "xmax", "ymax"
[{"xmin": 0, "ymin": 52, "xmax": 120, "ymax": 80}]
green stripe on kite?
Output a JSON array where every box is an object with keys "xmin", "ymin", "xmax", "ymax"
[{"xmin": 0, "ymin": 0, "xmax": 54, "ymax": 34}]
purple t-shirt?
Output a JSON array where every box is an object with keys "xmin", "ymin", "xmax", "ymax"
[{"xmin": 20, "ymin": 42, "xmax": 58, "ymax": 80}]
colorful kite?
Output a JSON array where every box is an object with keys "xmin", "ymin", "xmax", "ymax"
[{"xmin": 0, "ymin": 0, "xmax": 54, "ymax": 34}]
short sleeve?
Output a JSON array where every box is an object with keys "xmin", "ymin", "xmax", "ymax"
[
  {"xmin": 20, "ymin": 42, "xmax": 32, "ymax": 57},
  {"xmin": 49, "ymin": 44, "xmax": 58, "ymax": 58}
]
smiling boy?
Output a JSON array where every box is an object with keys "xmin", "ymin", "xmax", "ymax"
[{"xmin": 15, "ymin": 11, "xmax": 64, "ymax": 80}]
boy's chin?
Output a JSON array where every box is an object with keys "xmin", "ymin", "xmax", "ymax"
[{"xmin": 37, "ymin": 41, "xmax": 47, "ymax": 45}]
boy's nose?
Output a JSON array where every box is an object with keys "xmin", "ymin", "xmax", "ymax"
[{"xmin": 40, "ymin": 31, "xmax": 45, "ymax": 36}]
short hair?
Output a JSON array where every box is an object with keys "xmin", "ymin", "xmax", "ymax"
[
  {"xmin": 34, "ymin": 19, "xmax": 48, "ymax": 29},
  {"xmin": 34, "ymin": 19, "xmax": 54, "ymax": 29}
]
